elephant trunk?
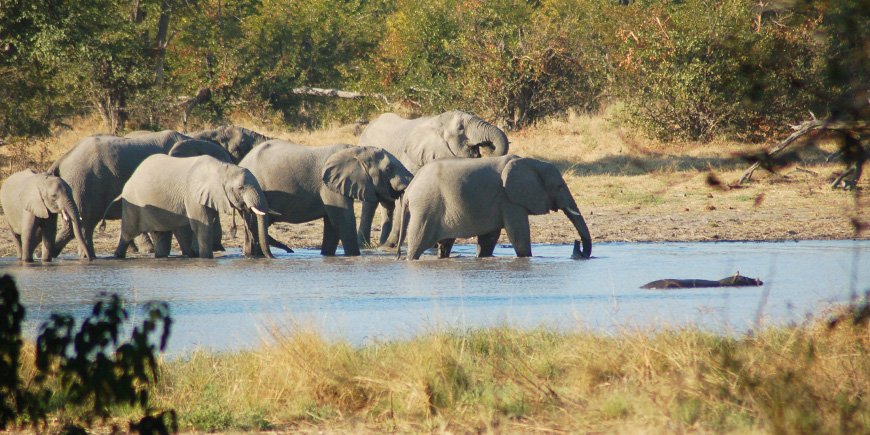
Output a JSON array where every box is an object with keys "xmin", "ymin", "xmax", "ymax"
[
  {"xmin": 469, "ymin": 119, "xmax": 509, "ymax": 157},
  {"xmin": 243, "ymin": 189, "xmax": 274, "ymax": 259},
  {"xmin": 256, "ymin": 213, "xmax": 273, "ymax": 259},
  {"xmin": 564, "ymin": 206, "xmax": 592, "ymax": 259},
  {"xmin": 62, "ymin": 199, "xmax": 92, "ymax": 260}
]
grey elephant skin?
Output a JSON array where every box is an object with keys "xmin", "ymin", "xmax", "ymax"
[
  {"xmin": 239, "ymin": 140, "xmax": 412, "ymax": 256},
  {"xmin": 189, "ymin": 126, "xmax": 272, "ymax": 163},
  {"xmin": 396, "ymin": 155, "xmax": 592, "ymax": 260},
  {"xmin": 1, "ymin": 169, "xmax": 91, "ymax": 262},
  {"xmin": 48, "ymin": 130, "xmax": 229, "ymax": 257},
  {"xmin": 114, "ymin": 154, "xmax": 273, "ymax": 259},
  {"xmin": 48, "ymin": 130, "xmax": 192, "ymax": 258},
  {"xmin": 357, "ymin": 110, "xmax": 510, "ymax": 246}
]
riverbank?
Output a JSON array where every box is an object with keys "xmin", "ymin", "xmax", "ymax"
[
  {"xmin": 0, "ymin": 112, "xmax": 865, "ymax": 258},
  {"xmin": 14, "ymin": 302, "xmax": 867, "ymax": 433}
]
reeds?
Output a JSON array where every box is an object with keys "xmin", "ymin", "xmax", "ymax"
[{"xmin": 145, "ymin": 306, "xmax": 869, "ymax": 433}]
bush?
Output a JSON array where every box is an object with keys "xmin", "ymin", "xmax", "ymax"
[
  {"xmin": 611, "ymin": 0, "xmax": 825, "ymax": 141},
  {"xmin": 0, "ymin": 275, "xmax": 175, "ymax": 433}
]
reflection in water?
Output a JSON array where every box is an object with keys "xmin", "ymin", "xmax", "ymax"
[{"xmin": 2, "ymin": 240, "xmax": 867, "ymax": 355}]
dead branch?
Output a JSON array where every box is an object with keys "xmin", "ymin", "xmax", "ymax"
[
  {"xmin": 178, "ymin": 87, "xmax": 212, "ymax": 132},
  {"xmin": 291, "ymin": 86, "xmax": 388, "ymax": 104},
  {"xmin": 737, "ymin": 118, "xmax": 867, "ymax": 184}
]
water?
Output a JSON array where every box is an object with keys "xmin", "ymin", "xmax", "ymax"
[{"xmin": 1, "ymin": 240, "xmax": 867, "ymax": 356}]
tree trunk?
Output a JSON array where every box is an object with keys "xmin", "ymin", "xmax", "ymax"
[{"xmin": 154, "ymin": 0, "xmax": 172, "ymax": 85}]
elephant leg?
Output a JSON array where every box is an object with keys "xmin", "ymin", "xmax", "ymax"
[
  {"xmin": 133, "ymin": 233, "xmax": 155, "ymax": 254},
  {"xmin": 191, "ymin": 218, "xmax": 214, "ymax": 259},
  {"xmin": 173, "ymin": 227, "xmax": 196, "ymax": 257},
  {"xmin": 52, "ymin": 218, "xmax": 74, "ymax": 259},
  {"xmin": 114, "ymin": 210, "xmax": 137, "ymax": 258},
  {"xmin": 437, "ymin": 238, "xmax": 455, "ymax": 259},
  {"xmin": 20, "ymin": 215, "xmax": 39, "ymax": 262},
  {"xmin": 8, "ymin": 228, "xmax": 23, "ymax": 259},
  {"xmin": 114, "ymin": 229, "xmax": 135, "ymax": 259},
  {"xmin": 151, "ymin": 231, "xmax": 173, "ymax": 258},
  {"xmin": 407, "ymin": 215, "xmax": 439, "ymax": 261},
  {"xmin": 321, "ymin": 215, "xmax": 340, "ymax": 256},
  {"xmin": 378, "ymin": 200, "xmax": 396, "ymax": 247},
  {"xmin": 83, "ymin": 223, "xmax": 98, "ymax": 260},
  {"xmin": 476, "ymin": 229, "xmax": 501, "ymax": 258},
  {"xmin": 357, "ymin": 200, "xmax": 377, "ymax": 247},
  {"xmin": 211, "ymin": 215, "xmax": 225, "ymax": 252},
  {"xmin": 325, "ymin": 205, "xmax": 360, "ymax": 256},
  {"xmin": 503, "ymin": 210, "xmax": 532, "ymax": 257},
  {"xmin": 380, "ymin": 205, "xmax": 402, "ymax": 249},
  {"xmin": 40, "ymin": 216, "xmax": 58, "ymax": 262}
]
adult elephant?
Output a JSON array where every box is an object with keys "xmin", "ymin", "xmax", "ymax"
[
  {"xmin": 1, "ymin": 169, "xmax": 91, "ymax": 262},
  {"xmin": 189, "ymin": 126, "xmax": 272, "ymax": 163},
  {"xmin": 239, "ymin": 140, "xmax": 412, "ymax": 256},
  {"xmin": 357, "ymin": 110, "xmax": 509, "ymax": 247},
  {"xmin": 395, "ymin": 155, "xmax": 592, "ymax": 260},
  {"xmin": 49, "ymin": 130, "xmax": 201, "ymax": 258},
  {"xmin": 113, "ymin": 154, "xmax": 273, "ymax": 259}
]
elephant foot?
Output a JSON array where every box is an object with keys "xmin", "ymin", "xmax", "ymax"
[{"xmin": 378, "ymin": 242, "xmax": 397, "ymax": 251}]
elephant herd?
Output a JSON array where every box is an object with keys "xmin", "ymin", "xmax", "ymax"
[{"xmin": 1, "ymin": 111, "xmax": 592, "ymax": 262}]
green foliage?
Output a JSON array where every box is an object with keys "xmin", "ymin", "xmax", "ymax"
[
  {"xmin": 0, "ymin": 275, "xmax": 27, "ymax": 428},
  {"xmin": 0, "ymin": 0, "xmax": 866, "ymax": 140},
  {"xmin": 0, "ymin": 275, "xmax": 175, "ymax": 433}
]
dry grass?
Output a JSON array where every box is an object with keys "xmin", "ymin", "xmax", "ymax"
[
  {"xmin": 0, "ymin": 110, "xmax": 866, "ymax": 258},
  {"xmin": 135, "ymin": 302, "xmax": 869, "ymax": 433}
]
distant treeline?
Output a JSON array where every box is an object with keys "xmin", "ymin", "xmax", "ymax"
[{"xmin": 1, "ymin": 0, "xmax": 866, "ymax": 141}]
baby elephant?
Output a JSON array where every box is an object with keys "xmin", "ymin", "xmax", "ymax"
[
  {"xmin": 113, "ymin": 154, "xmax": 274, "ymax": 259},
  {"xmin": 396, "ymin": 155, "xmax": 592, "ymax": 260},
  {"xmin": 1, "ymin": 169, "xmax": 91, "ymax": 262}
]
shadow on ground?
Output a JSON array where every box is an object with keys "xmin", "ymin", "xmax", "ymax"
[{"xmin": 550, "ymin": 144, "xmax": 833, "ymax": 177}]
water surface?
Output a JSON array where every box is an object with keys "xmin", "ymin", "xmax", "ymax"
[{"xmin": 2, "ymin": 240, "xmax": 866, "ymax": 355}]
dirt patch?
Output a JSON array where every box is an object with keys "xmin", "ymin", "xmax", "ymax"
[{"xmin": 0, "ymin": 113, "xmax": 866, "ymax": 258}]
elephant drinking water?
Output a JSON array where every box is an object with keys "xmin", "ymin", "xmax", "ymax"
[{"xmin": 395, "ymin": 155, "xmax": 592, "ymax": 260}]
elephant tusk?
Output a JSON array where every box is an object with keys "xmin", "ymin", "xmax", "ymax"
[
  {"xmin": 61, "ymin": 210, "xmax": 70, "ymax": 222},
  {"xmin": 566, "ymin": 207, "xmax": 582, "ymax": 217},
  {"xmin": 268, "ymin": 208, "xmax": 281, "ymax": 216},
  {"xmin": 250, "ymin": 206, "xmax": 266, "ymax": 216}
]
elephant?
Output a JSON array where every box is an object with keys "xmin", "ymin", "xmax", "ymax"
[
  {"xmin": 189, "ymin": 126, "xmax": 272, "ymax": 163},
  {"xmin": 48, "ymin": 130, "xmax": 208, "ymax": 258},
  {"xmin": 1, "ymin": 169, "xmax": 91, "ymax": 262},
  {"xmin": 395, "ymin": 155, "xmax": 592, "ymax": 260},
  {"xmin": 112, "ymin": 154, "xmax": 274, "ymax": 259},
  {"xmin": 357, "ymin": 110, "xmax": 510, "ymax": 247},
  {"xmin": 239, "ymin": 140, "xmax": 412, "ymax": 256},
  {"xmin": 167, "ymin": 139, "xmax": 233, "ymax": 162}
]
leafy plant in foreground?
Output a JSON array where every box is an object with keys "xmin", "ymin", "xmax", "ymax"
[{"xmin": 0, "ymin": 274, "xmax": 176, "ymax": 433}]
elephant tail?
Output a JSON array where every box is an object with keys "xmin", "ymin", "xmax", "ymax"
[
  {"xmin": 99, "ymin": 195, "xmax": 123, "ymax": 232},
  {"xmin": 395, "ymin": 194, "xmax": 409, "ymax": 260}
]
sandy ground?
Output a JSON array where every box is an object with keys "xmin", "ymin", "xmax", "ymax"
[{"xmin": 0, "ymin": 113, "xmax": 866, "ymax": 259}]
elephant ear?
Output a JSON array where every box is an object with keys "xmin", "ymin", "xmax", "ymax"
[
  {"xmin": 23, "ymin": 180, "xmax": 51, "ymax": 219},
  {"xmin": 192, "ymin": 160, "xmax": 233, "ymax": 213},
  {"xmin": 502, "ymin": 158, "xmax": 550, "ymax": 215},
  {"xmin": 322, "ymin": 147, "xmax": 378, "ymax": 202}
]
